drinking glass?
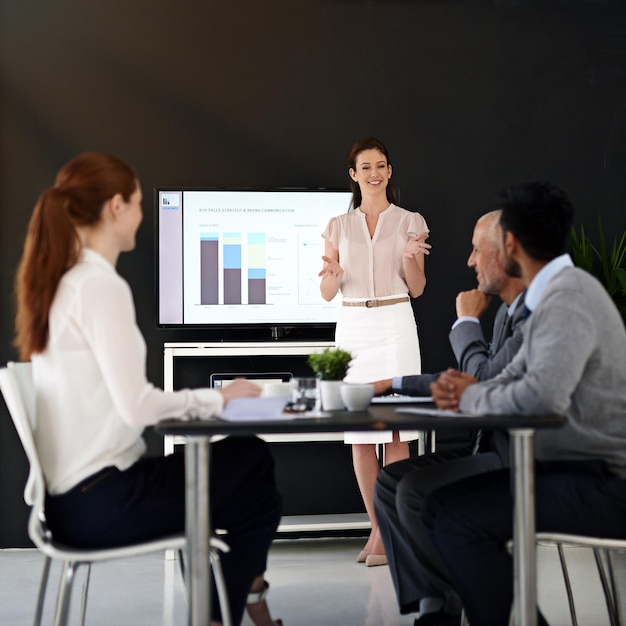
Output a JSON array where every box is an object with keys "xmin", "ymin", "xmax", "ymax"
[{"xmin": 290, "ymin": 377, "xmax": 320, "ymax": 413}]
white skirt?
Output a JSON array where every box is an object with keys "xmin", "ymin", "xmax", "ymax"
[{"xmin": 335, "ymin": 295, "xmax": 422, "ymax": 444}]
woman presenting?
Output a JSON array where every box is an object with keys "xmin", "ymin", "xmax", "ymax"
[
  {"xmin": 14, "ymin": 152, "xmax": 283, "ymax": 626},
  {"xmin": 320, "ymin": 137, "xmax": 430, "ymax": 567}
]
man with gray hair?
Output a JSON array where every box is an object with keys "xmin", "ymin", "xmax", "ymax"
[{"xmin": 374, "ymin": 211, "xmax": 526, "ymax": 626}]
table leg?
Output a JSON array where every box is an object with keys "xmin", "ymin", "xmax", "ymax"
[
  {"xmin": 185, "ymin": 436, "xmax": 211, "ymax": 626},
  {"xmin": 510, "ymin": 429, "xmax": 536, "ymax": 626}
]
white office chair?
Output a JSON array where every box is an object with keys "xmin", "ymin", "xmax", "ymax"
[
  {"xmin": 459, "ymin": 533, "xmax": 626, "ymax": 626},
  {"xmin": 535, "ymin": 532, "xmax": 626, "ymax": 626},
  {"xmin": 0, "ymin": 362, "xmax": 232, "ymax": 626}
]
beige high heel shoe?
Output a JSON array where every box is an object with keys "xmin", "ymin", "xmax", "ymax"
[
  {"xmin": 365, "ymin": 554, "xmax": 388, "ymax": 567},
  {"xmin": 246, "ymin": 581, "xmax": 283, "ymax": 626},
  {"xmin": 356, "ymin": 549, "xmax": 370, "ymax": 563}
]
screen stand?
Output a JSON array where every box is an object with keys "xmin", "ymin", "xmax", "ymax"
[{"xmin": 270, "ymin": 326, "xmax": 284, "ymax": 340}]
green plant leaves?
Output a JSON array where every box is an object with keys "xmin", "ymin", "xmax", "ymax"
[
  {"xmin": 570, "ymin": 217, "xmax": 626, "ymax": 324},
  {"xmin": 307, "ymin": 348, "xmax": 353, "ymax": 380}
]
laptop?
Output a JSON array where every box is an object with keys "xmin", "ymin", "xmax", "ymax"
[{"xmin": 210, "ymin": 372, "xmax": 293, "ymax": 390}]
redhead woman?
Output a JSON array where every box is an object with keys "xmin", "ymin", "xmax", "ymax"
[
  {"xmin": 14, "ymin": 152, "xmax": 283, "ymax": 626},
  {"xmin": 320, "ymin": 137, "xmax": 430, "ymax": 566}
]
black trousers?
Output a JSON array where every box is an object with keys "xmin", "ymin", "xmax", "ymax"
[
  {"xmin": 45, "ymin": 436, "xmax": 282, "ymax": 626},
  {"xmin": 374, "ymin": 446, "xmax": 504, "ymax": 615},
  {"xmin": 423, "ymin": 460, "xmax": 626, "ymax": 626}
]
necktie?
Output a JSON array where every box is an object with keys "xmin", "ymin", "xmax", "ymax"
[{"xmin": 494, "ymin": 312, "xmax": 513, "ymax": 354}]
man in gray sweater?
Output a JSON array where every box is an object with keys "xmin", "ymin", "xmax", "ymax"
[
  {"xmin": 428, "ymin": 181, "xmax": 626, "ymax": 626},
  {"xmin": 374, "ymin": 211, "xmax": 525, "ymax": 625}
]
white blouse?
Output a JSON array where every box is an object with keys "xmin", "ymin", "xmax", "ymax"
[
  {"xmin": 32, "ymin": 249, "xmax": 224, "ymax": 495},
  {"xmin": 322, "ymin": 204, "xmax": 429, "ymax": 298}
]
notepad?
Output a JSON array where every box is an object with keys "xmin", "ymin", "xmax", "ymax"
[
  {"xmin": 395, "ymin": 407, "xmax": 475, "ymax": 418},
  {"xmin": 371, "ymin": 395, "xmax": 433, "ymax": 404}
]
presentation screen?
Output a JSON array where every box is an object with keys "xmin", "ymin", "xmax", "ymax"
[{"xmin": 155, "ymin": 188, "xmax": 351, "ymax": 330}]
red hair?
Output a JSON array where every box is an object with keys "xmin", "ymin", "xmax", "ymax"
[{"xmin": 14, "ymin": 152, "xmax": 136, "ymax": 359}]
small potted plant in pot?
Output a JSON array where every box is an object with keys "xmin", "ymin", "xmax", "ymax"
[{"xmin": 307, "ymin": 348, "xmax": 353, "ymax": 410}]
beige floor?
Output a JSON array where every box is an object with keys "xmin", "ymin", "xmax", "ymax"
[{"xmin": 0, "ymin": 536, "xmax": 622, "ymax": 625}]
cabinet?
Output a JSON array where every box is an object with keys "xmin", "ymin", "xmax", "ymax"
[{"xmin": 163, "ymin": 342, "xmax": 369, "ymax": 533}]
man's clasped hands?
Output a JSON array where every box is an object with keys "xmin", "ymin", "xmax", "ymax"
[{"xmin": 430, "ymin": 369, "xmax": 477, "ymax": 411}]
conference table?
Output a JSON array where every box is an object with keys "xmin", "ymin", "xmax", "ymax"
[{"xmin": 155, "ymin": 403, "xmax": 566, "ymax": 626}]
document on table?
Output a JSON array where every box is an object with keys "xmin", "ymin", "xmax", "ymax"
[
  {"xmin": 220, "ymin": 397, "xmax": 291, "ymax": 421},
  {"xmin": 395, "ymin": 407, "xmax": 476, "ymax": 418},
  {"xmin": 371, "ymin": 395, "xmax": 433, "ymax": 404}
]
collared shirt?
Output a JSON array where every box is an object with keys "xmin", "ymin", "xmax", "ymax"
[
  {"xmin": 322, "ymin": 204, "xmax": 429, "ymax": 298},
  {"xmin": 33, "ymin": 248, "xmax": 224, "ymax": 495},
  {"xmin": 507, "ymin": 292, "xmax": 523, "ymax": 316},
  {"xmin": 524, "ymin": 253, "xmax": 574, "ymax": 314}
]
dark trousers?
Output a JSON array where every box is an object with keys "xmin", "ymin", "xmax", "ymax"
[
  {"xmin": 374, "ymin": 446, "xmax": 504, "ymax": 615},
  {"xmin": 45, "ymin": 436, "xmax": 282, "ymax": 626},
  {"xmin": 423, "ymin": 460, "xmax": 626, "ymax": 626}
]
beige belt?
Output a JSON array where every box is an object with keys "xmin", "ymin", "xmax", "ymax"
[{"xmin": 342, "ymin": 296, "xmax": 410, "ymax": 308}]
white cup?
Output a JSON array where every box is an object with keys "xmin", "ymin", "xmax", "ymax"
[
  {"xmin": 340, "ymin": 383, "xmax": 374, "ymax": 411},
  {"xmin": 263, "ymin": 382, "xmax": 294, "ymax": 398}
]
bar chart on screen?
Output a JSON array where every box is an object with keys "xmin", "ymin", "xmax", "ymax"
[{"xmin": 157, "ymin": 188, "xmax": 348, "ymax": 328}]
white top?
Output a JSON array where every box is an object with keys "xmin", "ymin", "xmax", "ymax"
[
  {"xmin": 322, "ymin": 204, "xmax": 429, "ymax": 298},
  {"xmin": 32, "ymin": 249, "xmax": 224, "ymax": 495}
]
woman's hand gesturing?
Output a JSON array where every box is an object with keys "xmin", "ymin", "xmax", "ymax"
[
  {"xmin": 319, "ymin": 255, "xmax": 344, "ymax": 280},
  {"xmin": 403, "ymin": 231, "xmax": 431, "ymax": 259}
]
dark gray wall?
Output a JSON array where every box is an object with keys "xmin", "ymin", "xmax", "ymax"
[{"xmin": 2, "ymin": 0, "xmax": 626, "ymax": 546}]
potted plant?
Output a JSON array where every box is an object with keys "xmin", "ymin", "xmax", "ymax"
[
  {"xmin": 307, "ymin": 348, "xmax": 353, "ymax": 410},
  {"xmin": 570, "ymin": 216, "xmax": 626, "ymax": 325},
  {"xmin": 307, "ymin": 347, "xmax": 353, "ymax": 381}
]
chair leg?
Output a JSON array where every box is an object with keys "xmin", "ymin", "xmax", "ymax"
[
  {"xmin": 177, "ymin": 549, "xmax": 187, "ymax": 597},
  {"xmin": 34, "ymin": 556, "xmax": 52, "ymax": 626},
  {"xmin": 78, "ymin": 564, "xmax": 91, "ymax": 626},
  {"xmin": 605, "ymin": 551, "xmax": 624, "ymax": 626},
  {"xmin": 210, "ymin": 549, "xmax": 232, "ymax": 626},
  {"xmin": 556, "ymin": 542, "xmax": 578, "ymax": 626},
  {"xmin": 179, "ymin": 541, "xmax": 231, "ymax": 625},
  {"xmin": 594, "ymin": 548, "xmax": 620, "ymax": 626},
  {"xmin": 54, "ymin": 561, "xmax": 78, "ymax": 626}
]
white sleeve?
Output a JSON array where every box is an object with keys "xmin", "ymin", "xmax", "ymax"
[{"xmin": 79, "ymin": 272, "xmax": 224, "ymax": 426}]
